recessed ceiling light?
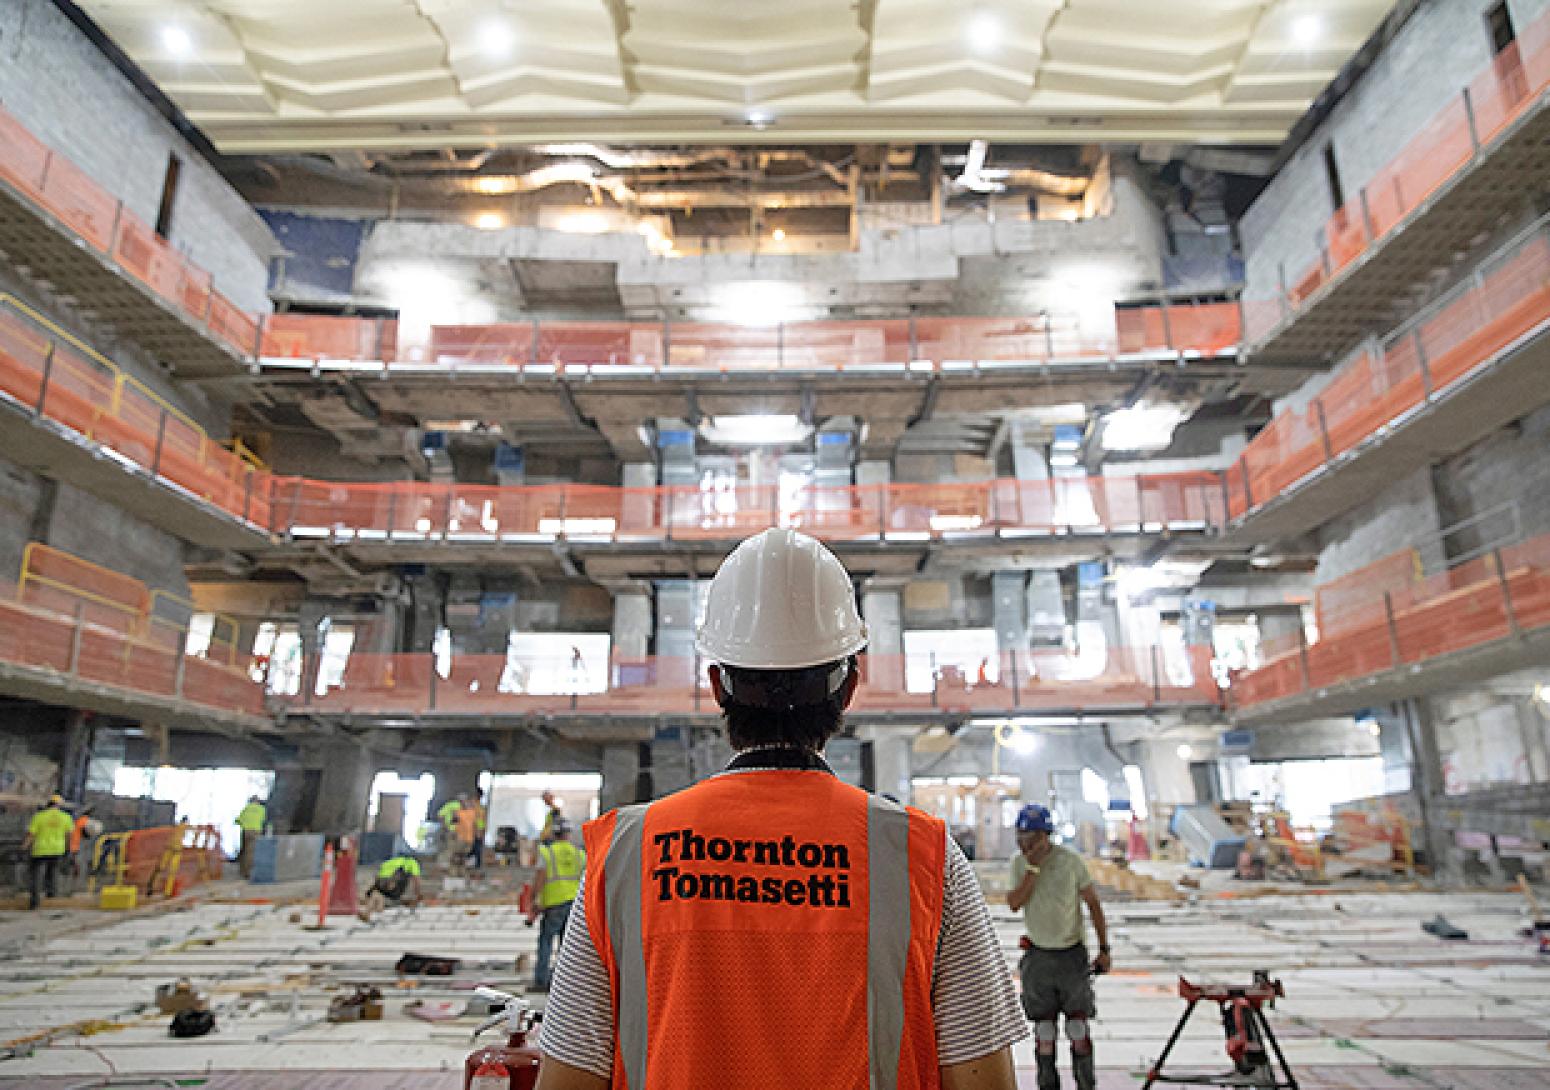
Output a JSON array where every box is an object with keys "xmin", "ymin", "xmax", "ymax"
[
  {"xmin": 745, "ymin": 109, "xmax": 773, "ymax": 130},
  {"xmin": 771, "ymin": 228, "xmax": 786, "ymax": 242},
  {"xmin": 1176, "ymin": 743, "xmax": 1192, "ymax": 761},
  {"xmin": 475, "ymin": 212, "xmax": 506, "ymax": 231},
  {"xmin": 967, "ymin": 10, "xmax": 1001, "ymax": 53},
  {"xmin": 161, "ymin": 26, "xmax": 193, "ymax": 56},
  {"xmin": 1292, "ymin": 15, "xmax": 1321, "ymax": 45},
  {"xmin": 481, "ymin": 20, "xmax": 515, "ymax": 58}
]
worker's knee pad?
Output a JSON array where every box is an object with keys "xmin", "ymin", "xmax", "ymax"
[
  {"xmin": 1035, "ymin": 1020, "xmax": 1059, "ymax": 1053},
  {"xmin": 1066, "ymin": 1016, "xmax": 1092, "ymax": 1054}
]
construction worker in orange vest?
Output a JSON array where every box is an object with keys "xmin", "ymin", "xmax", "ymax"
[{"xmin": 535, "ymin": 528, "xmax": 1026, "ymax": 1090}]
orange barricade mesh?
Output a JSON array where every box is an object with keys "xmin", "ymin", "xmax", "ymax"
[
  {"xmin": 207, "ymin": 292, "xmax": 258, "ymax": 355},
  {"xmin": 285, "ymin": 645, "xmax": 1220, "ymax": 719},
  {"xmin": 536, "ymin": 321, "xmax": 659, "ymax": 368},
  {"xmin": 1234, "ymin": 532, "xmax": 1550, "ymax": 710},
  {"xmin": 114, "ymin": 214, "xmax": 211, "ymax": 315},
  {"xmin": 1315, "ymin": 549, "xmax": 1420, "ymax": 638},
  {"xmin": 260, "ymin": 314, "xmax": 391, "ymax": 360},
  {"xmin": 1233, "ymin": 221, "xmax": 1550, "ymax": 520},
  {"xmin": 1257, "ymin": 6, "xmax": 1550, "ymax": 329},
  {"xmin": 19, "ymin": 543, "xmax": 149, "ymax": 634},
  {"xmin": 0, "ymin": 111, "xmax": 52, "ymax": 200},
  {"xmin": 35, "ymin": 153, "xmax": 119, "ymax": 254},
  {"xmin": 119, "ymin": 824, "xmax": 225, "ymax": 895}
]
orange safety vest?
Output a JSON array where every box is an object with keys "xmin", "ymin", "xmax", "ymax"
[{"xmin": 583, "ymin": 770, "xmax": 946, "ymax": 1090}]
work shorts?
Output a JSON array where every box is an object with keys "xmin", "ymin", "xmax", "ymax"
[{"xmin": 1019, "ymin": 942, "xmax": 1096, "ymax": 1021}]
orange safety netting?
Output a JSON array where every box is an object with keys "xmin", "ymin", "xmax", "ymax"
[
  {"xmin": 1229, "ymin": 223, "xmax": 1550, "ymax": 519},
  {"xmin": 1270, "ymin": 5, "xmax": 1550, "ymax": 325},
  {"xmin": 279, "ymin": 645, "xmax": 1221, "ymax": 718},
  {"xmin": 109, "ymin": 824, "xmax": 225, "ymax": 895},
  {"xmin": 19, "ymin": 543, "xmax": 149, "ymax": 634},
  {"xmin": 1232, "ymin": 533, "xmax": 1550, "ymax": 709},
  {"xmin": 1315, "ymin": 549, "xmax": 1421, "ymax": 638}
]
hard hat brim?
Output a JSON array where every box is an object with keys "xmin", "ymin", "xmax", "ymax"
[{"xmin": 695, "ymin": 628, "xmax": 868, "ymax": 671}]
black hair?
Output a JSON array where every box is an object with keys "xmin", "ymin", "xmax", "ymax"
[{"xmin": 718, "ymin": 658, "xmax": 854, "ymax": 752}]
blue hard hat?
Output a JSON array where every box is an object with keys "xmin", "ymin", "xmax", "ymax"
[{"xmin": 1015, "ymin": 804, "xmax": 1055, "ymax": 834}]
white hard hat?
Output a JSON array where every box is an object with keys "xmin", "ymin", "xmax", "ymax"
[{"xmin": 696, "ymin": 528, "xmax": 867, "ymax": 669}]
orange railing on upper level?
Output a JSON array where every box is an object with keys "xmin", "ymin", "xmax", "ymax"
[
  {"xmin": 1227, "ymin": 219, "xmax": 1550, "ymax": 520},
  {"xmin": 0, "ymin": 102, "xmax": 1239, "ymax": 374},
  {"xmin": 256, "ymin": 301, "xmax": 1242, "ymax": 373},
  {"xmin": 1, "ymin": 292, "xmax": 1228, "ymax": 542},
  {"xmin": 1231, "ymin": 533, "xmax": 1550, "ymax": 710},
  {"xmin": 0, "ymin": 110, "xmax": 257, "ymax": 357},
  {"xmin": 272, "ymin": 645, "xmax": 1220, "ymax": 719},
  {"xmin": 1243, "ymin": 7, "xmax": 1550, "ymax": 343},
  {"xmin": 0, "ymin": 580, "xmax": 265, "ymax": 719},
  {"xmin": 269, "ymin": 471, "xmax": 1227, "ymax": 543}
]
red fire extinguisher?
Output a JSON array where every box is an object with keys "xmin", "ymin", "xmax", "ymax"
[{"xmin": 464, "ymin": 987, "xmax": 542, "ymax": 1090}]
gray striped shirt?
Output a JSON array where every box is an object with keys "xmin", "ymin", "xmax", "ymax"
[{"xmin": 539, "ymin": 819, "xmax": 1027, "ymax": 1076}]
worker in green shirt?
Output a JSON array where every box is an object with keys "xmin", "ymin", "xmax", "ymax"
[
  {"xmin": 1007, "ymin": 804, "xmax": 1111, "ymax": 1090},
  {"xmin": 24, "ymin": 795, "xmax": 76, "ymax": 910},
  {"xmin": 525, "ymin": 817, "xmax": 584, "ymax": 992},
  {"xmin": 358, "ymin": 855, "xmax": 422, "ymax": 921},
  {"xmin": 235, "ymin": 795, "xmax": 267, "ymax": 880},
  {"xmin": 436, "ymin": 796, "xmax": 462, "ymax": 866}
]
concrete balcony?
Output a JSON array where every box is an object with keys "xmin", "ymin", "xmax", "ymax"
[
  {"xmin": 1226, "ymin": 220, "xmax": 1550, "ymax": 545},
  {"xmin": 1243, "ymin": 14, "xmax": 1550, "ymax": 366},
  {"xmin": 0, "ymin": 109, "xmax": 257, "ymax": 378}
]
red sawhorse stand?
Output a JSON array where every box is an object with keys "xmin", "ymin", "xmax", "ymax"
[{"xmin": 1142, "ymin": 972, "xmax": 1298, "ymax": 1089}]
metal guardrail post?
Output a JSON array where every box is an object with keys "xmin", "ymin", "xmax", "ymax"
[
  {"xmin": 68, "ymin": 604, "xmax": 85, "ymax": 676},
  {"xmin": 151, "ymin": 408, "xmax": 168, "ymax": 479},
  {"xmin": 663, "ymin": 316, "xmax": 672, "ymax": 368},
  {"xmin": 907, "ymin": 313, "xmax": 918, "ymax": 362},
  {"xmin": 1277, "ymin": 263, "xmax": 1291, "ymax": 317},
  {"xmin": 1150, "ymin": 644, "xmax": 1162, "ymax": 704},
  {"xmin": 1412, "ymin": 328, "xmax": 1434, "ymax": 400},
  {"xmin": 1383, "ymin": 592, "xmax": 1402, "ymax": 667},
  {"xmin": 1462, "ymin": 86, "xmax": 1480, "ymax": 153},
  {"xmin": 285, "ymin": 479, "xmax": 303, "ymax": 539},
  {"xmin": 1492, "ymin": 548, "xmax": 1522, "ymax": 637},
  {"xmin": 1134, "ymin": 475, "xmax": 1148, "ymax": 531},
  {"xmin": 441, "ymin": 488, "xmax": 455, "ymax": 540},
  {"xmin": 1358, "ymin": 187, "xmax": 1376, "ymax": 244},
  {"xmin": 428, "ymin": 660, "xmax": 437, "ymax": 712},
  {"xmin": 1218, "ymin": 470, "xmax": 1232, "ymax": 526},
  {"xmin": 776, "ymin": 321, "xmax": 784, "ymax": 369},
  {"xmin": 35, "ymin": 343, "xmax": 55, "ymax": 417},
  {"xmin": 174, "ymin": 651, "xmax": 187, "ymax": 698},
  {"xmin": 242, "ymin": 471, "xmax": 254, "ymax": 525},
  {"xmin": 1314, "ymin": 398, "xmax": 1335, "ymax": 463},
  {"xmin": 385, "ymin": 489, "xmax": 398, "ymax": 540},
  {"xmin": 1159, "ymin": 297, "xmax": 1174, "ymax": 353},
  {"xmin": 1295, "ymin": 623, "xmax": 1311, "ymax": 689},
  {"xmin": 1239, "ymin": 458, "xmax": 1254, "ymax": 510},
  {"xmin": 1009, "ymin": 650, "xmax": 1020, "ymax": 708}
]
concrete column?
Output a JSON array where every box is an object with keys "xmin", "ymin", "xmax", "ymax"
[
  {"xmin": 1402, "ymin": 698, "xmax": 1452, "ymax": 881},
  {"xmin": 857, "ymin": 459, "xmax": 890, "ymax": 532},
  {"xmin": 612, "ymin": 590, "xmax": 651, "ymax": 661},
  {"xmin": 600, "ymin": 744, "xmax": 641, "ymax": 811},
  {"xmin": 58, "ymin": 710, "xmax": 93, "ymax": 801},
  {"xmin": 868, "ymin": 730, "xmax": 912, "ymax": 802},
  {"xmin": 273, "ymin": 742, "xmax": 381, "ymax": 835},
  {"xmin": 862, "ymin": 588, "xmax": 903, "ymax": 691},
  {"xmin": 621, "ymin": 462, "xmax": 657, "ymax": 534}
]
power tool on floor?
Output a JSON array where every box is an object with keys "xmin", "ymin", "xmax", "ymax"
[
  {"xmin": 1143, "ymin": 971, "xmax": 1298, "ymax": 1089},
  {"xmin": 464, "ymin": 987, "xmax": 542, "ymax": 1090}
]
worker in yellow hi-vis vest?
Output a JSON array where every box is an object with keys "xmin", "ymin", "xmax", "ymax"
[
  {"xmin": 24, "ymin": 795, "xmax": 75, "ymax": 910},
  {"xmin": 236, "ymin": 795, "xmax": 267, "ymax": 880},
  {"xmin": 525, "ymin": 817, "xmax": 584, "ymax": 993}
]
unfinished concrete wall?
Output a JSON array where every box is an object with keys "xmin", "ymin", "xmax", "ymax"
[
  {"xmin": 0, "ymin": 453, "xmax": 188, "ymax": 595},
  {"xmin": 1313, "ymin": 466, "xmax": 1445, "ymax": 584},
  {"xmin": 1432, "ymin": 403, "xmax": 1550, "ymax": 553},
  {"xmin": 0, "ymin": 0, "xmax": 273, "ymax": 312},
  {"xmin": 1240, "ymin": 0, "xmax": 1540, "ymax": 309}
]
